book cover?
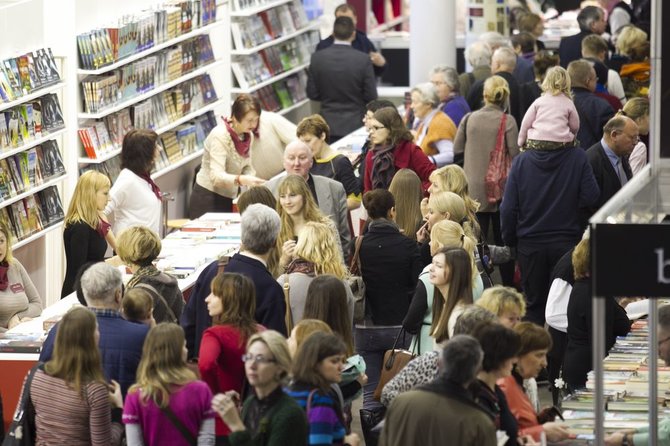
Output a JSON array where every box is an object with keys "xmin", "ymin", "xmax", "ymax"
[
  {"xmin": 7, "ymin": 109, "xmax": 21, "ymax": 147},
  {"xmin": 3, "ymin": 59, "xmax": 22, "ymax": 97},
  {"xmin": 41, "ymin": 140, "xmax": 65, "ymax": 176},
  {"xmin": 41, "ymin": 94, "xmax": 65, "ymax": 131},
  {"xmin": 38, "ymin": 186, "xmax": 64, "ymax": 223},
  {"xmin": 17, "ymin": 55, "xmax": 33, "ymax": 93},
  {"xmin": 24, "ymin": 195, "xmax": 43, "ymax": 233},
  {"xmin": 0, "ymin": 332, "xmax": 44, "ymax": 353},
  {"xmin": 0, "ymin": 159, "xmax": 17, "ymax": 197}
]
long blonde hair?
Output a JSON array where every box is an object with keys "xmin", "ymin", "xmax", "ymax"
[
  {"xmin": 430, "ymin": 219, "xmax": 477, "ymax": 280},
  {"xmin": 389, "ymin": 169, "xmax": 423, "ymax": 241},
  {"xmin": 429, "ymin": 165, "xmax": 481, "ymax": 238},
  {"xmin": 129, "ymin": 323, "xmax": 197, "ymax": 408},
  {"xmin": 276, "ymin": 175, "xmax": 331, "ymax": 251},
  {"xmin": 45, "ymin": 307, "xmax": 105, "ymax": 394},
  {"xmin": 294, "ymin": 222, "xmax": 348, "ymax": 279},
  {"xmin": 65, "ymin": 170, "xmax": 110, "ymax": 229}
]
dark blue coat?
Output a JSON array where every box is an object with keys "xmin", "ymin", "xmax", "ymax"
[
  {"xmin": 572, "ymin": 88, "xmax": 615, "ymax": 150},
  {"xmin": 500, "ymin": 147, "xmax": 600, "ymax": 247},
  {"xmin": 181, "ymin": 253, "xmax": 287, "ymax": 359},
  {"xmin": 39, "ymin": 309, "xmax": 149, "ymax": 396}
]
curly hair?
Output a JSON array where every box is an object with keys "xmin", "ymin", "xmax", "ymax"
[{"xmin": 294, "ymin": 222, "xmax": 347, "ymax": 279}]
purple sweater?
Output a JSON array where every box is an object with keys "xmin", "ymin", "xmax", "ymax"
[
  {"xmin": 123, "ymin": 380, "xmax": 215, "ymax": 445},
  {"xmin": 518, "ymin": 93, "xmax": 580, "ymax": 146}
]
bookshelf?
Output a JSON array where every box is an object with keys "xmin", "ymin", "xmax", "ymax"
[{"xmin": 229, "ymin": 0, "xmax": 317, "ymax": 115}]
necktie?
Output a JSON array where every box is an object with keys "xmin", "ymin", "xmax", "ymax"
[{"xmin": 617, "ymin": 159, "xmax": 628, "ymax": 186}]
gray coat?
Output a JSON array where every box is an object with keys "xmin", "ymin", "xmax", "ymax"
[
  {"xmin": 453, "ymin": 105, "xmax": 520, "ymax": 213},
  {"xmin": 276, "ymin": 272, "xmax": 354, "ymax": 325}
]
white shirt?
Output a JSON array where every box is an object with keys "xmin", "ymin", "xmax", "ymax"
[{"xmin": 105, "ymin": 168, "xmax": 161, "ymax": 235}]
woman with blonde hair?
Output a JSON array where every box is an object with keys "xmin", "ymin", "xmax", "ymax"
[
  {"xmin": 476, "ymin": 286, "xmax": 526, "ymax": 328},
  {"xmin": 62, "ymin": 170, "xmax": 115, "ymax": 297},
  {"xmin": 454, "ymin": 75, "xmax": 519, "ymax": 252},
  {"xmin": 389, "ymin": 168, "xmax": 423, "ymax": 241},
  {"xmin": 287, "ymin": 318, "xmax": 333, "ymax": 357},
  {"xmin": 0, "ymin": 219, "xmax": 42, "ymax": 331},
  {"xmin": 212, "ymin": 331, "xmax": 308, "ymax": 446},
  {"xmin": 29, "ymin": 307, "xmax": 124, "ymax": 445},
  {"xmin": 621, "ymin": 97, "xmax": 650, "ymax": 174},
  {"xmin": 405, "ymin": 220, "xmax": 481, "ymax": 352},
  {"xmin": 116, "ymin": 225, "xmax": 184, "ymax": 323},
  {"xmin": 124, "ymin": 323, "xmax": 215, "ymax": 445},
  {"xmin": 277, "ymin": 222, "xmax": 353, "ymax": 325},
  {"xmin": 416, "ymin": 191, "xmax": 468, "ymax": 265},
  {"xmin": 198, "ymin": 272, "xmax": 264, "ymax": 442},
  {"xmin": 425, "ymin": 165, "xmax": 481, "ymax": 239},
  {"xmin": 276, "ymin": 175, "xmax": 338, "ymax": 270}
]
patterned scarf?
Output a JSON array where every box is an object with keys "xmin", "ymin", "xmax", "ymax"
[
  {"xmin": 127, "ymin": 264, "xmax": 160, "ymax": 289},
  {"xmin": 371, "ymin": 143, "xmax": 396, "ymax": 190},
  {"xmin": 285, "ymin": 258, "xmax": 316, "ymax": 277},
  {"xmin": 224, "ymin": 118, "xmax": 251, "ymax": 157}
]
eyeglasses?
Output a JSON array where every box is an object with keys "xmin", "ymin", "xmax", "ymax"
[
  {"xmin": 241, "ymin": 354, "xmax": 276, "ymax": 365},
  {"xmin": 370, "ymin": 125, "xmax": 386, "ymax": 132},
  {"xmin": 658, "ymin": 336, "xmax": 670, "ymax": 348}
]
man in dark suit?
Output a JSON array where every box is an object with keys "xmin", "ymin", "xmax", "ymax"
[
  {"xmin": 307, "ymin": 16, "xmax": 378, "ymax": 142},
  {"xmin": 466, "ymin": 46, "xmax": 522, "ymax": 125},
  {"xmin": 568, "ymin": 59, "xmax": 614, "ymax": 149},
  {"xmin": 558, "ymin": 6, "xmax": 607, "ymax": 68},
  {"xmin": 181, "ymin": 204, "xmax": 286, "ymax": 358},
  {"xmin": 583, "ymin": 116, "xmax": 638, "ymax": 221},
  {"xmin": 316, "ymin": 3, "xmax": 386, "ymax": 76}
]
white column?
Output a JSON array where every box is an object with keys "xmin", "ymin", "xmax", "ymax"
[{"xmin": 409, "ymin": 0, "xmax": 456, "ymax": 86}]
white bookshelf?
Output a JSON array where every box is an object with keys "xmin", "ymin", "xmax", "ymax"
[
  {"xmin": 231, "ymin": 21, "xmax": 319, "ymax": 56},
  {"xmin": 0, "ymin": 174, "xmax": 68, "ymax": 209},
  {"xmin": 0, "ymin": 81, "xmax": 66, "ymax": 113},
  {"xmin": 229, "ymin": 0, "xmax": 293, "ymax": 17},
  {"xmin": 152, "ymin": 148, "xmax": 204, "ymax": 180},
  {"xmin": 13, "ymin": 220, "xmax": 64, "ymax": 250},
  {"xmin": 277, "ymin": 97, "xmax": 309, "ymax": 115},
  {"xmin": 0, "ymin": 127, "xmax": 67, "ymax": 162},
  {"xmin": 231, "ymin": 62, "xmax": 309, "ymax": 94}
]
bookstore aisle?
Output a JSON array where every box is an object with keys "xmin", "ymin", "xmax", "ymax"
[{"xmin": 0, "ymin": 0, "xmax": 319, "ymax": 306}]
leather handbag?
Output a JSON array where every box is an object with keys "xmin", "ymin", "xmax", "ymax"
[
  {"xmin": 373, "ymin": 329, "xmax": 416, "ymax": 401},
  {"xmin": 484, "ymin": 113, "xmax": 511, "ymax": 204},
  {"xmin": 347, "ymin": 236, "xmax": 366, "ymax": 324}
]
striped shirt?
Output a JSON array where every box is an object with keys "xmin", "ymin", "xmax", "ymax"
[
  {"xmin": 30, "ymin": 369, "xmax": 123, "ymax": 446},
  {"xmin": 286, "ymin": 385, "xmax": 346, "ymax": 446}
]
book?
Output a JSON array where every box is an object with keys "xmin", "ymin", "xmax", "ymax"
[
  {"xmin": 37, "ymin": 186, "xmax": 64, "ymax": 225},
  {"xmin": 0, "ymin": 332, "xmax": 44, "ymax": 353}
]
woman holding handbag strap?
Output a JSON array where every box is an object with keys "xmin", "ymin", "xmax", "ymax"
[{"xmin": 124, "ymin": 323, "xmax": 215, "ymax": 446}]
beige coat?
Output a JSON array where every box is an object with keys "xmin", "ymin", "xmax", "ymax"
[
  {"xmin": 250, "ymin": 112, "xmax": 297, "ymax": 180},
  {"xmin": 453, "ymin": 105, "xmax": 520, "ymax": 213},
  {"xmin": 380, "ymin": 387, "xmax": 497, "ymax": 446},
  {"xmin": 195, "ymin": 124, "xmax": 255, "ymax": 199}
]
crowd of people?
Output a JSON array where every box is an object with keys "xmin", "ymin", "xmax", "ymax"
[{"xmin": 0, "ymin": 1, "xmax": 657, "ymax": 445}]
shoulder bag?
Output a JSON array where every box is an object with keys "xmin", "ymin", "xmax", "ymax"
[
  {"xmin": 347, "ymin": 236, "xmax": 366, "ymax": 324},
  {"xmin": 3, "ymin": 363, "xmax": 42, "ymax": 446},
  {"xmin": 372, "ymin": 329, "xmax": 417, "ymax": 401},
  {"xmin": 133, "ymin": 282, "xmax": 178, "ymax": 324},
  {"xmin": 160, "ymin": 405, "xmax": 197, "ymax": 446},
  {"xmin": 484, "ymin": 112, "xmax": 511, "ymax": 204}
]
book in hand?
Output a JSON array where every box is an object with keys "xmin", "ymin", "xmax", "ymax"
[{"xmin": 0, "ymin": 332, "xmax": 44, "ymax": 353}]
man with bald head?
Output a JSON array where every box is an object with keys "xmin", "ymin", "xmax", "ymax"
[
  {"xmin": 265, "ymin": 140, "xmax": 351, "ymax": 249},
  {"xmin": 582, "ymin": 115, "xmax": 638, "ymax": 223}
]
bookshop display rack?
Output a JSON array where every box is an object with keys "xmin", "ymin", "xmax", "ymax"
[
  {"xmin": 75, "ymin": 1, "xmax": 224, "ymax": 182},
  {"xmin": 0, "ymin": 48, "xmax": 69, "ymax": 250},
  {"xmin": 229, "ymin": 0, "xmax": 319, "ymax": 115}
]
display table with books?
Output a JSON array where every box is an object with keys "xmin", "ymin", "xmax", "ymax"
[{"xmin": 0, "ymin": 212, "xmax": 242, "ymax": 430}]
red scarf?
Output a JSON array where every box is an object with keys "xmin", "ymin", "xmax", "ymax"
[
  {"xmin": 139, "ymin": 173, "xmax": 162, "ymax": 200},
  {"xmin": 224, "ymin": 118, "xmax": 251, "ymax": 157}
]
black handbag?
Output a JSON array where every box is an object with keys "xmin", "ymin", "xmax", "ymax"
[{"xmin": 3, "ymin": 363, "xmax": 41, "ymax": 446}]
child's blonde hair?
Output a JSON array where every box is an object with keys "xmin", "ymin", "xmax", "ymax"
[
  {"xmin": 541, "ymin": 66, "xmax": 572, "ymax": 98},
  {"xmin": 122, "ymin": 287, "xmax": 154, "ymax": 323}
]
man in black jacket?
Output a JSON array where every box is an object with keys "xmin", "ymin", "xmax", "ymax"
[{"xmin": 558, "ymin": 6, "xmax": 607, "ymax": 68}]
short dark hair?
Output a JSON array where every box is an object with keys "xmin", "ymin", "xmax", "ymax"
[
  {"xmin": 471, "ymin": 321, "xmax": 521, "ymax": 372},
  {"xmin": 237, "ymin": 186, "xmax": 277, "ymax": 214},
  {"xmin": 231, "ymin": 94, "xmax": 261, "ymax": 122},
  {"xmin": 333, "ymin": 16, "xmax": 355, "ymax": 41},
  {"xmin": 363, "ymin": 189, "xmax": 394, "ymax": 219},
  {"xmin": 511, "ymin": 32, "xmax": 536, "ymax": 54},
  {"xmin": 122, "ymin": 129, "xmax": 158, "ymax": 175},
  {"xmin": 533, "ymin": 51, "xmax": 560, "ymax": 79},
  {"xmin": 292, "ymin": 331, "xmax": 347, "ymax": 392}
]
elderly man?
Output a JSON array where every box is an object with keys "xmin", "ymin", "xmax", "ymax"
[
  {"xmin": 568, "ymin": 59, "xmax": 615, "ymax": 149},
  {"xmin": 40, "ymin": 262, "xmax": 149, "ymax": 395},
  {"xmin": 559, "ymin": 5, "xmax": 607, "ymax": 68},
  {"xmin": 429, "ymin": 65, "xmax": 470, "ymax": 127},
  {"xmin": 380, "ymin": 335, "xmax": 496, "ymax": 446},
  {"xmin": 181, "ymin": 204, "xmax": 286, "ymax": 358},
  {"xmin": 266, "ymin": 140, "xmax": 351, "ymax": 249},
  {"xmin": 458, "ymin": 41, "xmax": 492, "ymax": 99},
  {"xmin": 467, "ymin": 46, "xmax": 521, "ymax": 124},
  {"xmin": 581, "ymin": 116, "xmax": 638, "ymax": 226},
  {"xmin": 605, "ymin": 305, "xmax": 670, "ymax": 446}
]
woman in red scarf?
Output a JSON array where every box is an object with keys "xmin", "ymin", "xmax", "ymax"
[{"xmin": 189, "ymin": 94, "xmax": 266, "ymax": 218}]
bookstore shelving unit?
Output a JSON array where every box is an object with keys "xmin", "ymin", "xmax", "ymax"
[
  {"xmin": 74, "ymin": 4, "xmax": 227, "ymax": 183},
  {"xmin": 228, "ymin": 0, "xmax": 318, "ymax": 115}
]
